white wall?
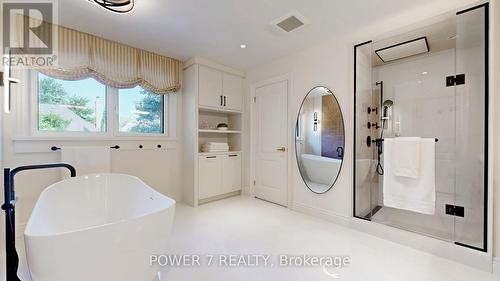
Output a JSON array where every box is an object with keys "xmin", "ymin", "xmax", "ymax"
[
  {"xmin": 246, "ymin": 36, "xmax": 353, "ymax": 220},
  {"xmin": 491, "ymin": 0, "xmax": 500, "ymax": 267},
  {"xmin": 1, "ymin": 71, "xmax": 184, "ymax": 231},
  {"xmin": 245, "ymin": 0, "xmax": 496, "ymax": 259}
]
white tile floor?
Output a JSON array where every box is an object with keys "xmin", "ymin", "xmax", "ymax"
[
  {"xmin": 3, "ymin": 195, "xmax": 499, "ymax": 281},
  {"xmin": 166, "ymin": 196, "xmax": 498, "ymax": 281}
]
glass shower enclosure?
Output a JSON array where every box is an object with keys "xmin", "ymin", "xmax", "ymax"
[{"xmin": 353, "ymin": 4, "xmax": 488, "ymax": 251}]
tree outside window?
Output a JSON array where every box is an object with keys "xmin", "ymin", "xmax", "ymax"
[
  {"xmin": 38, "ymin": 73, "xmax": 106, "ymax": 132},
  {"xmin": 119, "ymin": 86, "xmax": 164, "ymax": 134}
]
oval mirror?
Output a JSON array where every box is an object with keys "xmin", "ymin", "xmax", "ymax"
[{"xmin": 295, "ymin": 86, "xmax": 345, "ymax": 194}]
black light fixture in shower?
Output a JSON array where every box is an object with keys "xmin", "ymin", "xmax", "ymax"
[{"xmin": 90, "ymin": 0, "xmax": 134, "ymax": 14}]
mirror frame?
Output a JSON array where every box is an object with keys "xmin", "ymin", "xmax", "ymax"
[{"xmin": 295, "ymin": 86, "xmax": 345, "ymax": 194}]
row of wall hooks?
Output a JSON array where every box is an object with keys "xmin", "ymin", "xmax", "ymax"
[{"xmin": 50, "ymin": 144, "xmax": 163, "ymax": 151}]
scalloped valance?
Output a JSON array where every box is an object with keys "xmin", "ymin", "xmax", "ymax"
[{"xmin": 15, "ymin": 16, "xmax": 181, "ymax": 94}]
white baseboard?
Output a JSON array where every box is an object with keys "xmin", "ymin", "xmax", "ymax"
[
  {"xmin": 290, "ymin": 202, "xmax": 350, "ymax": 227},
  {"xmin": 493, "ymin": 257, "xmax": 500, "ymax": 275}
]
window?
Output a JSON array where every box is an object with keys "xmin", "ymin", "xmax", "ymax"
[
  {"xmin": 34, "ymin": 72, "xmax": 170, "ymax": 137},
  {"xmin": 118, "ymin": 86, "xmax": 164, "ymax": 134},
  {"xmin": 37, "ymin": 73, "xmax": 107, "ymax": 132}
]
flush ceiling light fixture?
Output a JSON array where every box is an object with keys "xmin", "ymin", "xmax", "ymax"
[
  {"xmin": 375, "ymin": 37, "xmax": 429, "ymax": 63},
  {"xmin": 90, "ymin": 0, "xmax": 134, "ymax": 14},
  {"xmin": 240, "ymin": 44, "xmax": 247, "ymax": 49}
]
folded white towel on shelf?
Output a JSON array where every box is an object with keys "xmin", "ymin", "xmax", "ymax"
[
  {"xmin": 383, "ymin": 138, "xmax": 436, "ymax": 215},
  {"xmin": 205, "ymin": 142, "xmax": 228, "ymax": 146},
  {"xmin": 392, "ymin": 137, "xmax": 421, "ymax": 179},
  {"xmin": 202, "ymin": 149, "xmax": 229, "ymax": 152},
  {"xmin": 204, "ymin": 142, "xmax": 228, "ymax": 147},
  {"xmin": 201, "ymin": 142, "xmax": 229, "ymax": 152}
]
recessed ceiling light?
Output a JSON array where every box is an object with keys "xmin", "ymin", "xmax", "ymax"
[
  {"xmin": 240, "ymin": 44, "xmax": 247, "ymax": 49},
  {"xmin": 422, "ymin": 71, "xmax": 428, "ymax": 75}
]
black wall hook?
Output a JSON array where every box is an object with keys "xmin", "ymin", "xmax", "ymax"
[
  {"xmin": 50, "ymin": 146, "xmax": 61, "ymax": 151},
  {"xmin": 110, "ymin": 145, "xmax": 120, "ymax": 149}
]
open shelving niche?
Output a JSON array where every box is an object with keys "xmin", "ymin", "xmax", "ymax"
[{"xmin": 198, "ymin": 108, "xmax": 242, "ymax": 154}]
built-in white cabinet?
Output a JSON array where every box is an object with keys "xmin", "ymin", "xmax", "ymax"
[
  {"xmin": 198, "ymin": 153, "xmax": 242, "ymax": 200},
  {"xmin": 182, "ymin": 58, "xmax": 245, "ymax": 206},
  {"xmin": 198, "ymin": 155, "xmax": 223, "ymax": 200},
  {"xmin": 199, "ymin": 65, "xmax": 223, "ymax": 108},
  {"xmin": 222, "ymin": 73, "xmax": 243, "ymax": 111},
  {"xmin": 198, "ymin": 65, "xmax": 243, "ymax": 111}
]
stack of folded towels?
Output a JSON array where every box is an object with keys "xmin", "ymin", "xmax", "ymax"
[{"xmin": 201, "ymin": 142, "xmax": 229, "ymax": 152}]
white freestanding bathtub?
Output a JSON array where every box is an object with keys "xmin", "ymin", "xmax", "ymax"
[
  {"xmin": 300, "ymin": 154, "xmax": 342, "ymax": 185},
  {"xmin": 24, "ymin": 173, "xmax": 176, "ymax": 281}
]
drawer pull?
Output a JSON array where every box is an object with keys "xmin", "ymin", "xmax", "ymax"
[
  {"xmin": 228, "ymin": 154, "xmax": 238, "ymax": 157},
  {"xmin": 206, "ymin": 156, "xmax": 217, "ymax": 159}
]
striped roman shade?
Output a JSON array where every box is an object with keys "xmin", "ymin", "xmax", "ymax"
[{"xmin": 15, "ymin": 15, "xmax": 181, "ymax": 94}]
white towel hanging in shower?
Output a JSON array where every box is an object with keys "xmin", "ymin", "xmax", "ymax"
[
  {"xmin": 383, "ymin": 138, "xmax": 436, "ymax": 215},
  {"xmin": 392, "ymin": 137, "xmax": 421, "ymax": 179}
]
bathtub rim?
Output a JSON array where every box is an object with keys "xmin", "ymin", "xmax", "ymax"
[
  {"xmin": 24, "ymin": 173, "xmax": 176, "ymax": 238},
  {"xmin": 296, "ymin": 152, "xmax": 344, "ymax": 195},
  {"xmin": 300, "ymin": 153, "xmax": 343, "ymax": 163}
]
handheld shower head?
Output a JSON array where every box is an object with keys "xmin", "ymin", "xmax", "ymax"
[
  {"xmin": 382, "ymin": 100, "xmax": 393, "ymax": 118},
  {"xmin": 383, "ymin": 100, "xmax": 393, "ymax": 108}
]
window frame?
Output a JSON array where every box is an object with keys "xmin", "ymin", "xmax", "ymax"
[
  {"xmin": 114, "ymin": 86, "xmax": 168, "ymax": 137},
  {"xmin": 29, "ymin": 71, "xmax": 173, "ymax": 139}
]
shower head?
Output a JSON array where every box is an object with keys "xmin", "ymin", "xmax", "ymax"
[
  {"xmin": 382, "ymin": 100, "xmax": 393, "ymax": 119},
  {"xmin": 383, "ymin": 100, "xmax": 393, "ymax": 108}
]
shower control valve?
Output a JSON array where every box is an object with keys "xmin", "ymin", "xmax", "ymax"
[
  {"xmin": 367, "ymin": 107, "xmax": 378, "ymax": 114},
  {"xmin": 367, "ymin": 122, "xmax": 379, "ymax": 129}
]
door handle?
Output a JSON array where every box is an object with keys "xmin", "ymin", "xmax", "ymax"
[
  {"xmin": 223, "ymin": 96, "xmax": 227, "ymax": 106},
  {"xmin": 220, "ymin": 95, "xmax": 223, "ymax": 106},
  {"xmin": 276, "ymin": 147, "xmax": 286, "ymax": 152}
]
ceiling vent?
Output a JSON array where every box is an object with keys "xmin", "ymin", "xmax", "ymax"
[{"xmin": 272, "ymin": 11, "xmax": 308, "ymax": 33}]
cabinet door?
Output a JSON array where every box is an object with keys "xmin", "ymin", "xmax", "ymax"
[
  {"xmin": 199, "ymin": 155, "xmax": 222, "ymax": 200},
  {"xmin": 199, "ymin": 65, "xmax": 223, "ymax": 108},
  {"xmin": 222, "ymin": 154, "xmax": 242, "ymax": 193},
  {"xmin": 222, "ymin": 72, "xmax": 242, "ymax": 111}
]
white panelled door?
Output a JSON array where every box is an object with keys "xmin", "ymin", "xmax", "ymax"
[{"xmin": 254, "ymin": 80, "xmax": 288, "ymax": 206}]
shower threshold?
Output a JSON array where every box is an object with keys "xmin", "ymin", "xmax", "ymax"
[{"xmin": 363, "ymin": 205, "xmax": 383, "ymax": 219}]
